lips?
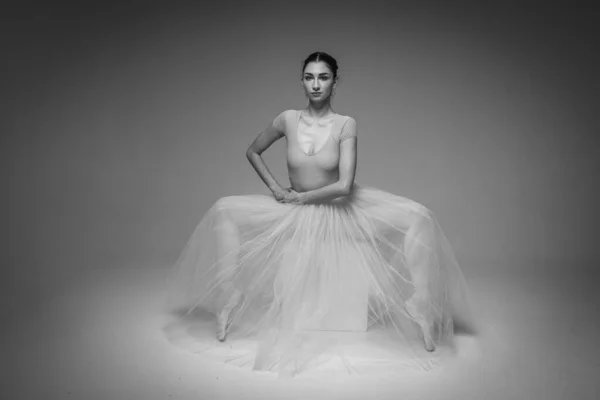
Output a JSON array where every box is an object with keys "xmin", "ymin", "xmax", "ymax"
[{"xmin": 311, "ymin": 92, "xmax": 322, "ymax": 95}]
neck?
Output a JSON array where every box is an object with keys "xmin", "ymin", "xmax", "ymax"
[{"xmin": 305, "ymin": 99, "xmax": 334, "ymax": 119}]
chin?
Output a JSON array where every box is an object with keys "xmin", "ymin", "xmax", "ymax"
[{"xmin": 309, "ymin": 96, "xmax": 330, "ymax": 103}]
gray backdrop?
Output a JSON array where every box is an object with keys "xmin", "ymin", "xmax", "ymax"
[{"xmin": 3, "ymin": 3, "xmax": 598, "ymax": 320}]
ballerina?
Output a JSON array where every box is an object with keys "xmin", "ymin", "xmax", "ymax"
[{"xmin": 165, "ymin": 51, "xmax": 476, "ymax": 376}]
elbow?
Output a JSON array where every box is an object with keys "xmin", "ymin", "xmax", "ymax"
[
  {"xmin": 340, "ymin": 181, "xmax": 354, "ymax": 196},
  {"xmin": 247, "ymin": 146, "xmax": 264, "ymax": 159}
]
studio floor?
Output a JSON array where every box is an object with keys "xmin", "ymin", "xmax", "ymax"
[{"xmin": 3, "ymin": 258, "xmax": 599, "ymax": 400}]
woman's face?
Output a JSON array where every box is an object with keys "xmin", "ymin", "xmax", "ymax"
[{"xmin": 302, "ymin": 61, "xmax": 336, "ymax": 102}]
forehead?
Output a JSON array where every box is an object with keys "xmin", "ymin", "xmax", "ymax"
[{"xmin": 303, "ymin": 61, "xmax": 332, "ymax": 74}]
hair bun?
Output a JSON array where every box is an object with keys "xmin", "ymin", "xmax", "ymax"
[{"xmin": 302, "ymin": 52, "xmax": 339, "ymax": 79}]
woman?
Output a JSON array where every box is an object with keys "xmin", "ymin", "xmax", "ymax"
[{"xmin": 165, "ymin": 52, "xmax": 476, "ymax": 377}]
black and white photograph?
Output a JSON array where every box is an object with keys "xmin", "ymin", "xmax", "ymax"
[{"xmin": 2, "ymin": 2, "xmax": 599, "ymax": 399}]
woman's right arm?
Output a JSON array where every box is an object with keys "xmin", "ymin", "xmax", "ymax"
[{"xmin": 246, "ymin": 113, "xmax": 287, "ymax": 195}]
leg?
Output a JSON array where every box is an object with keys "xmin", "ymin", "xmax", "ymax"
[
  {"xmin": 361, "ymin": 194, "xmax": 438, "ymax": 351},
  {"xmin": 359, "ymin": 187, "xmax": 450, "ymax": 351},
  {"xmin": 403, "ymin": 205, "xmax": 437, "ymax": 351},
  {"xmin": 214, "ymin": 197, "xmax": 243, "ymax": 341}
]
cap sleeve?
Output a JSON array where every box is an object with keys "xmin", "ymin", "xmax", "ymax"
[
  {"xmin": 271, "ymin": 110, "xmax": 288, "ymax": 134},
  {"xmin": 340, "ymin": 117, "xmax": 357, "ymax": 142}
]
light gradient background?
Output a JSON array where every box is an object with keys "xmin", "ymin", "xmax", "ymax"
[{"xmin": 2, "ymin": 2, "xmax": 599, "ymax": 399}]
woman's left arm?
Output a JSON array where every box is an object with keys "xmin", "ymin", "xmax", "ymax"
[{"xmin": 299, "ymin": 118, "xmax": 358, "ymax": 204}]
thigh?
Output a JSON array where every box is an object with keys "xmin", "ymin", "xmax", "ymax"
[
  {"xmin": 214, "ymin": 194, "xmax": 279, "ymax": 211},
  {"xmin": 214, "ymin": 194, "xmax": 282, "ymax": 219},
  {"xmin": 356, "ymin": 188, "xmax": 429, "ymax": 237},
  {"xmin": 213, "ymin": 194, "xmax": 288, "ymax": 240}
]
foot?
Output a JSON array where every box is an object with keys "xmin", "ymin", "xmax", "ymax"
[
  {"xmin": 406, "ymin": 300, "xmax": 436, "ymax": 352},
  {"xmin": 216, "ymin": 308, "xmax": 231, "ymax": 342},
  {"xmin": 216, "ymin": 291, "xmax": 243, "ymax": 342}
]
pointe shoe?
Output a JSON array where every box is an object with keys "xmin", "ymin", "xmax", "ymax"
[
  {"xmin": 406, "ymin": 300, "xmax": 436, "ymax": 352},
  {"xmin": 216, "ymin": 308, "xmax": 231, "ymax": 342},
  {"xmin": 216, "ymin": 292, "xmax": 243, "ymax": 342}
]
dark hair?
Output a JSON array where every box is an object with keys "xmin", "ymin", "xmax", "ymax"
[{"xmin": 302, "ymin": 52, "xmax": 339, "ymax": 80}]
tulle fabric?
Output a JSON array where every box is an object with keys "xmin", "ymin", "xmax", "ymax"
[{"xmin": 163, "ymin": 184, "xmax": 476, "ymax": 378}]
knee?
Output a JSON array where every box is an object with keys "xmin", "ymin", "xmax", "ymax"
[
  {"xmin": 213, "ymin": 197, "xmax": 239, "ymax": 228},
  {"xmin": 213, "ymin": 197, "xmax": 240, "ymax": 236},
  {"xmin": 214, "ymin": 196, "xmax": 237, "ymax": 213},
  {"xmin": 411, "ymin": 203, "xmax": 433, "ymax": 225}
]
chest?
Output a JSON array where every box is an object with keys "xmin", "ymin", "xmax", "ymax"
[{"xmin": 286, "ymin": 112, "xmax": 342, "ymax": 170}]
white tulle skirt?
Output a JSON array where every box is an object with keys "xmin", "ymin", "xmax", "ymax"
[{"xmin": 164, "ymin": 184, "xmax": 477, "ymax": 378}]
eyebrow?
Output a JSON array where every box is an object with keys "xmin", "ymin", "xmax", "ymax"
[{"xmin": 304, "ymin": 72, "xmax": 329, "ymax": 76}]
